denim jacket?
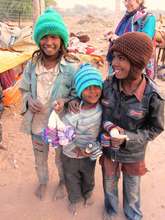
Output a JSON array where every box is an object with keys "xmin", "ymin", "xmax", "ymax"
[
  {"xmin": 102, "ymin": 75, "xmax": 164, "ymax": 163},
  {"xmin": 19, "ymin": 57, "xmax": 79, "ymax": 134}
]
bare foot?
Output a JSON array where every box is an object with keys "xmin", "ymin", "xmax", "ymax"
[
  {"xmin": 84, "ymin": 194, "xmax": 94, "ymax": 207},
  {"xmin": 68, "ymin": 202, "xmax": 78, "ymax": 216},
  {"xmin": 35, "ymin": 184, "xmax": 47, "ymax": 200},
  {"xmin": 53, "ymin": 182, "xmax": 66, "ymax": 200}
]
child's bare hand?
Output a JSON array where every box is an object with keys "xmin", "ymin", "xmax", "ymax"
[
  {"xmin": 110, "ymin": 136, "xmax": 125, "ymax": 148},
  {"xmin": 28, "ymin": 97, "xmax": 43, "ymax": 113},
  {"xmin": 110, "ymin": 34, "xmax": 118, "ymax": 42},
  {"xmin": 109, "ymin": 126, "xmax": 127, "ymax": 147},
  {"xmin": 73, "ymin": 147, "xmax": 90, "ymax": 157},
  {"xmin": 53, "ymin": 99, "xmax": 64, "ymax": 113}
]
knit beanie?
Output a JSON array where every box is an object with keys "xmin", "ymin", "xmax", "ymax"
[
  {"xmin": 110, "ymin": 32, "xmax": 153, "ymax": 70},
  {"xmin": 74, "ymin": 63, "xmax": 103, "ymax": 98},
  {"xmin": 33, "ymin": 7, "xmax": 69, "ymax": 48}
]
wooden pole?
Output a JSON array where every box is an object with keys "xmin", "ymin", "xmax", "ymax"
[
  {"xmin": 40, "ymin": 0, "xmax": 45, "ymax": 14},
  {"xmin": 32, "ymin": 0, "xmax": 45, "ymax": 26},
  {"xmin": 32, "ymin": 0, "xmax": 40, "ymax": 26}
]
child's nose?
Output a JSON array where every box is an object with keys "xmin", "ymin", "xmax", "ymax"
[
  {"xmin": 46, "ymin": 36, "xmax": 53, "ymax": 44},
  {"xmin": 112, "ymin": 57, "xmax": 119, "ymax": 65},
  {"xmin": 90, "ymin": 87, "xmax": 97, "ymax": 93}
]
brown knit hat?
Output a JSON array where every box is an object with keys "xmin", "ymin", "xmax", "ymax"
[{"xmin": 110, "ymin": 32, "xmax": 153, "ymax": 70}]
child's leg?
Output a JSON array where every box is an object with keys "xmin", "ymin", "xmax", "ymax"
[
  {"xmin": 31, "ymin": 134, "xmax": 49, "ymax": 199},
  {"xmin": 102, "ymin": 162, "xmax": 120, "ymax": 217},
  {"xmin": 123, "ymin": 174, "xmax": 143, "ymax": 220},
  {"xmin": 80, "ymin": 157, "xmax": 96, "ymax": 205},
  {"xmin": 54, "ymin": 147, "xmax": 66, "ymax": 199},
  {"xmin": 62, "ymin": 153, "xmax": 82, "ymax": 203},
  {"xmin": 55, "ymin": 147, "xmax": 65, "ymax": 183},
  {"xmin": 62, "ymin": 153, "xmax": 83, "ymax": 215}
]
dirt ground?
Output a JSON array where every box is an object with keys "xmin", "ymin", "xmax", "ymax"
[{"xmin": 0, "ymin": 16, "xmax": 165, "ymax": 220}]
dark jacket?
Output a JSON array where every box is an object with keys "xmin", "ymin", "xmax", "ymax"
[{"xmin": 101, "ymin": 76, "xmax": 164, "ymax": 163}]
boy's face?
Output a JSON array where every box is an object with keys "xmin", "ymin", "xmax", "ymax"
[
  {"xmin": 39, "ymin": 35, "xmax": 61, "ymax": 56},
  {"xmin": 81, "ymin": 85, "xmax": 102, "ymax": 105},
  {"xmin": 112, "ymin": 51, "xmax": 131, "ymax": 79}
]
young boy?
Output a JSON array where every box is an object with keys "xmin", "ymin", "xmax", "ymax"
[
  {"xmin": 61, "ymin": 63, "xmax": 103, "ymax": 215},
  {"xmin": 100, "ymin": 32, "xmax": 164, "ymax": 220},
  {"xmin": 19, "ymin": 8, "xmax": 79, "ymax": 200}
]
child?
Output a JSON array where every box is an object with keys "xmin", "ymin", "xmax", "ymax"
[
  {"xmin": 19, "ymin": 8, "xmax": 79, "ymax": 200},
  {"xmin": 100, "ymin": 32, "xmax": 164, "ymax": 220},
  {"xmin": 61, "ymin": 63, "xmax": 103, "ymax": 215}
]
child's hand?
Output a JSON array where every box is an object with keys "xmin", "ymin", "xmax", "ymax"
[
  {"xmin": 109, "ymin": 33, "xmax": 118, "ymax": 42},
  {"xmin": 73, "ymin": 147, "xmax": 90, "ymax": 157},
  {"xmin": 110, "ymin": 136, "xmax": 125, "ymax": 148},
  {"xmin": 28, "ymin": 96, "xmax": 43, "ymax": 113},
  {"xmin": 53, "ymin": 99, "xmax": 64, "ymax": 113},
  {"xmin": 68, "ymin": 98, "xmax": 80, "ymax": 113},
  {"xmin": 110, "ymin": 127, "xmax": 128, "ymax": 148}
]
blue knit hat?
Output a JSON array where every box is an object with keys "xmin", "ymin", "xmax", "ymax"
[
  {"xmin": 33, "ymin": 7, "xmax": 69, "ymax": 48},
  {"xmin": 74, "ymin": 63, "xmax": 103, "ymax": 98}
]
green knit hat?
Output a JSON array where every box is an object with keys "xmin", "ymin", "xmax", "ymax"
[{"xmin": 33, "ymin": 7, "xmax": 69, "ymax": 48}]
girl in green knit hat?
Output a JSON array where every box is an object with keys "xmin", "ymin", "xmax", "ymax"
[{"xmin": 19, "ymin": 7, "xmax": 79, "ymax": 200}]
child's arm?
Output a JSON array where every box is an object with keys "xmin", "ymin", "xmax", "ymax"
[
  {"xmin": 124, "ymin": 94, "xmax": 164, "ymax": 148},
  {"xmin": 65, "ymin": 67, "xmax": 80, "ymax": 113},
  {"xmin": 55, "ymin": 63, "xmax": 80, "ymax": 113},
  {"xmin": 19, "ymin": 61, "xmax": 33, "ymax": 114},
  {"xmin": 65, "ymin": 63, "xmax": 80, "ymax": 103}
]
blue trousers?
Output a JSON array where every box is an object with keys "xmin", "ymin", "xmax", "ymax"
[{"xmin": 102, "ymin": 170, "xmax": 143, "ymax": 220}]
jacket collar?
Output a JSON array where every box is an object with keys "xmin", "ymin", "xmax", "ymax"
[
  {"xmin": 35, "ymin": 56, "xmax": 67, "ymax": 75},
  {"xmin": 118, "ymin": 75, "xmax": 146, "ymax": 102}
]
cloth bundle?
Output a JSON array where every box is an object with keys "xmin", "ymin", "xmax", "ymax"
[{"xmin": 42, "ymin": 110, "xmax": 75, "ymax": 148}]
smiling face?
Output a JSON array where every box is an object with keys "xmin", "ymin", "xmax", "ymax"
[
  {"xmin": 112, "ymin": 51, "xmax": 131, "ymax": 79},
  {"xmin": 39, "ymin": 35, "xmax": 61, "ymax": 57},
  {"xmin": 123, "ymin": 0, "xmax": 140, "ymax": 12},
  {"xmin": 81, "ymin": 85, "xmax": 102, "ymax": 106}
]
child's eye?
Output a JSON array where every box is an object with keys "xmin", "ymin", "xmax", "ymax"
[{"xmin": 119, "ymin": 56, "xmax": 126, "ymax": 61}]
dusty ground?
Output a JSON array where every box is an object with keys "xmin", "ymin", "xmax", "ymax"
[{"xmin": 0, "ymin": 16, "xmax": 165, "ymax": 220}]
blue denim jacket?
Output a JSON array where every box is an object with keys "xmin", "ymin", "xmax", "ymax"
[{"xmin": 19, "ymin": 57, "xmax": 79, "ymax": 134}]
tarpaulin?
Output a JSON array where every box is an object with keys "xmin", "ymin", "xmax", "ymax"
[{"xmin": 0, "ymin": 49, "xmax": 34, "ymax": 74}]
